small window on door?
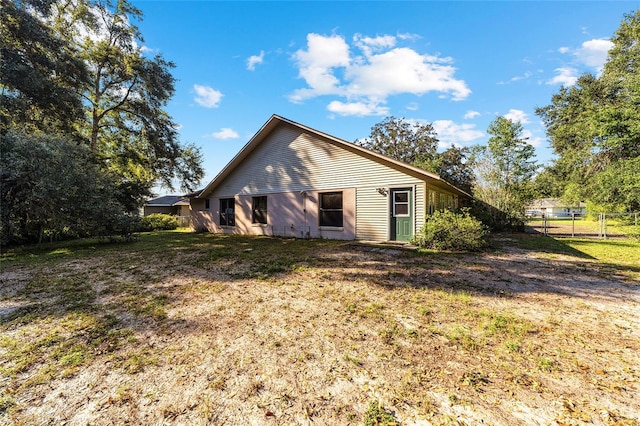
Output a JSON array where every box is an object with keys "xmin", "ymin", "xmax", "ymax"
[
  {"xmin": 220, "ymin": 198, "xmax": 235, "ymax": 226},
  {"xmin": 252, "ymin": 196, "xmax": 267, "ymax": 224},
  {"xmin": 393, "ymin": 191, "xmax": 410, "ymax": 216},
  {"xmin": 319, "ymin": 192, "xmax": 343, "ymax": 227}
]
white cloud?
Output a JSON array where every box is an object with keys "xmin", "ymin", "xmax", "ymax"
[
  {"xmin": 211, "ymin": 128, "xmax": 239, "ymax": 139},
  {"xmin": 406, "ymin": 102, "xmax": 419, "ymax": 111},
  {"xmin": 558, "ymin": 47, "xmax": 570, "ymax": 54},
  {"xmin": 432, "ymin": 120, "xmax": 485, "ymax": 148},
  {"xmin": 247, "ymin": 50, "xmax": 265, "ymax": 71},
  {"xmin": 194, "ymin": 84, "xmax": 223, "ymax": 108},
  {"xmin": 290, "ymin": 33, "xmax": 470, "ymax": 114},
  {"xmin": 346, "ymin": 47, "xmax": 470, "ymax": 100},
  {"xmin": 511, "ymin": 71, "xmax": 532, "ymax": 82},
  {"xmin": 327, "ymin": 100, "xmax": 389, "ymax": 117},
  {"xmin": 353, "ymin": 34, "xmax": 396, "ymax": 57},
  {"xmin": 575, "ymin": 38, "xmax": 613, "ymax": 71},
  {"xmin": 546, "ymin": 67, "xmax": 578, "ymax": 86},
  {"xmin": 290, "ymin": 33, "xmax": 350, "ymax": 102},
  {"xmin": 498, "ymin": 71, "xmax": 533, "ymax": 85},
  {"xmin": 464, "ymin": 110, "xmax": 480, "ymax": 119},
  {"xmin": 504, "ymin": 109, "xmax": 530, "ymax": 124},
  {"xmin": 522, "ymin": 129, "xmax": 544, "ymax": 148},
  {"xmin": 397, "ymin": 32, "xmax": 421, "ymax": 41}
]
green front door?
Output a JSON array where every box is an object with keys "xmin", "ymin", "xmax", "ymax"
[{"xmin": 391, "ymin": 188, "xmax": 412, "ymax": 241}]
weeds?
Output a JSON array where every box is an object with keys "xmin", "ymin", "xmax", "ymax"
[
  {"xmin": 1, "ymin": 231, "xmax": 638, "ymax": 424},
  {"xmin": 363, "ymin": 401, "xmax": 397, "ymax": 426},
  {"xmin": 0, "ymin": 393, "xmax": 15, "ymax": 413}
]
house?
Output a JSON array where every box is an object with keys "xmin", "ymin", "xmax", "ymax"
[
  {"xmin": 526, "ymin": 198, "xmax": 586, "ymax": 218},
  {"xmin": 143, "ymin": 195, "xmax": 191, "ymax": 217},
  {"xmin": 190, "ymin": 115, "xmax": 471, "ymax": 242}
]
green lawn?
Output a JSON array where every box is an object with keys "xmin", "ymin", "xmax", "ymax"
[{"xmin": 1, "ymin": 231, "xmax": 638, "ymax": 425}]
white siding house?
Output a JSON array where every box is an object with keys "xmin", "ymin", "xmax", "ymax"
[
  {"xmin": 526, "ymin": 198, "xmax": 587, "ymax": 218},
  {"xmin": 190, "ymin": 115, "xmax": 471, "ymax": 242}
]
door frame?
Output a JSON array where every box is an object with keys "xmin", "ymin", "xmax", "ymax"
[{"xmin": 389, "ymin": 187, "xmax": 414, "ymax": 241}]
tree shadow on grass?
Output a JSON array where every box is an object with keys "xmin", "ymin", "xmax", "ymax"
[
  {"xmin": 491, "ymin": 232, "xmax": 595, "ymax": 259},
  {"xmin": 329, "ymin": 235, "xmax": 639, "ymax": 303}
]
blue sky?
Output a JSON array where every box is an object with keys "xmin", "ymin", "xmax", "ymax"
[{"xmin": 130, "ymin": 1, "xmax": 639, "ymax": 194}]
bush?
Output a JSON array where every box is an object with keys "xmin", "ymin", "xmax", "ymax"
[
  {"xmin": 413, "ymin": 209, "xmax": 487, "ymax": 251},
  {"xmin": 1, "ymin": 131, "xmax": 140, "ymax": 245},
  {"xmin": 139, "ymin": 214, "xmax": 179, "ymax": 231},
  {"xmin": 470, "ymin": 199, "xmax": 525, "ymax": 232}
]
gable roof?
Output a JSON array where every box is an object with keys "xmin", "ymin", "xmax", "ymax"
[
  {"xmin": 196, "ymin": 114, "xmax": 471, "ymax": 199},
  {"xmin": 145, "ymin": 195, "xmax": 190, "ymax": 207}
]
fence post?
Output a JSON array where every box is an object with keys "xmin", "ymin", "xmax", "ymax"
[
  {"xmin": 598, "ymin": 213, "xmax": 603, "ymax": 239},
  {"xmin": 603, "ymin": 213, "xmax": 607, "ymax": 240},
  {"xmin": 571, "ymin": 213, "xmax": 575, "ymax": 238}
]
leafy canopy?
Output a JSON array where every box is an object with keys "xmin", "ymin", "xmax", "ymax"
[
  {"xmin": 535, "ymin": 9, "xmax": 640, "ymax": 212},
  {"xmin": 1, "ymin": 0, "xmax": 204, "ymax": 244},
  {"xmin": 356, "ymin": 116, "xmax": 475, "ymax": 193},
  {"xmin": 472, "ymin": 116, "xmax": 538, "ymax": 230}
]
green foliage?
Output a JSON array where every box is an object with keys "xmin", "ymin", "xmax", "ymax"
[
  {"xmin": 0, "ymin": 392, "xmax": 15, "ymax": 413},
  {"xmin": 536, "ymin": 10, "xmax": 640, "ymax": 212},
  {"xmin": 356, "ymin": 116, "xmax": 439, "ymax": 166},
  {"xmin": 46, "ymin": 0, "xmax": 204, "ymax": 194},
  {"xmin": 139, "ymin": 214, "xmax": 179, "ymax": 231},
  {"xmin": 532, "ymin": 168, "xmax": 564, "ymax": 199},
  {"xmin": 363, "ymin": 401, "xmax": 397, "ymax": 426},
  {"xmin": 356, "ymin": 117, "xmax": 475, "ymax": 193},
  {"xmin": 472, "ymin": 116, "xmax": 538, "ymax": 230},
  {"xmin": 0, "ymin": 0, "xmax": 204, "ymax": 245},
  {"xmin": 436, "ymin": 145, "xmax": 475, "ymax": 194},
  {"xmin": 0, "ymin": 131, "xmax": 136, "ymax": 245},
  {"xmin": 588, "ymin": 157, "xmax": 640, "ymax": 212},
  {"xmin": 413, "ymin": 209, "xmax": 487, "ymax": 251},
  {"xmin": 0, "ymin": 0, "xmax": 87, "ymax": 134}
]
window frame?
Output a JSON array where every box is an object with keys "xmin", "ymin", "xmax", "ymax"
[
  {"xmin": 252, "ymin": 196, "xmax": 268, "ymax": 225},
  {"xmin": 319, "ymin": 191, "xmax": 343, "ymax": 228},
  {"xmin": 392, "ymin": 190, "xmax": 410, "ymax": 217},
  {"xmin": 219, "ymin": 198, "xmax": 235, "ymax": 227}
]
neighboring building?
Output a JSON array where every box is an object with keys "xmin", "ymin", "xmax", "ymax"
[
  {"xmin": 143, "ymin": 195, "xmax": 191, "ymax": 217},
  {"xmin": 526, "ymin": 198, "xmax": 586, "ymax": 218},
  {"xmin": 190, "ymin": 115, "xmax": 471, "ymax": 242}
]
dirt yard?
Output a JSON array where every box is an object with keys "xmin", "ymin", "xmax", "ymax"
[{"xmin": 1, "ymin": 232, "xmax": 638, "ymax": 425}]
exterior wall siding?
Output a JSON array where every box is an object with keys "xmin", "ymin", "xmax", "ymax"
[
  {"xmin": 415, "ymin": 182, "xmax": 426, "ymax": 237},
  {"xmin": 192, "ymin": 190, "xmax": 355, "ymax": 240},
  {"xmin": 196, "ymin": 122, "xmax": 463, "ymax": 241}
]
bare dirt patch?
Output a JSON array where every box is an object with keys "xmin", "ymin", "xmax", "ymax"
[{"xmin": 1, "ymin": 233, "xmax": 638, "ymax": 425}]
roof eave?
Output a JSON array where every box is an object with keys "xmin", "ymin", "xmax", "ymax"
[{"xmin": 196, "ymin": 114, "xmax": 473, "ymax": 200}]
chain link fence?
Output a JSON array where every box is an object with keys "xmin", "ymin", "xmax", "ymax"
[{"xmin": 527, "ymin": 212, "xmax": 640, "ymax": 239}]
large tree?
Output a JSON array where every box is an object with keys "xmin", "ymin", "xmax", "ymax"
[
  {"xmin": 356, "ymin": 116, "xmax": 439, "ymax": 166},
  {"xmin": 536, "ymin": 9, "xmax": 640, "ymax": 211},
  {"xmin": 1, "ymin": 130, "xmax": 135, "ymax": 244},
  {"xmin": 0, "ymin": 0, "xmax": 87, "ymax": 134},
  {"xmin": 356, "ymin": 116, "xmax": 475, "ymax": 193},
  {"xmin": 46, "ymin": 0, "xmax": 203, "ymax": 200},
  {"xmin": 1, "ymin": 0, "xmax": 204, "ymax": 243},
  {"xmin": 435, "ymin": 145, "xmax": 475, "ymax": 194},
  {"xmin": 473, "ymin": 116, "xmax": 538, "ymax": 229}
]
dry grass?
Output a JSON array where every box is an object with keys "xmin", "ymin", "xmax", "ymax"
[{"xmin": 1, "ymin": 231, "xmax": 638, "ymax": 425}]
